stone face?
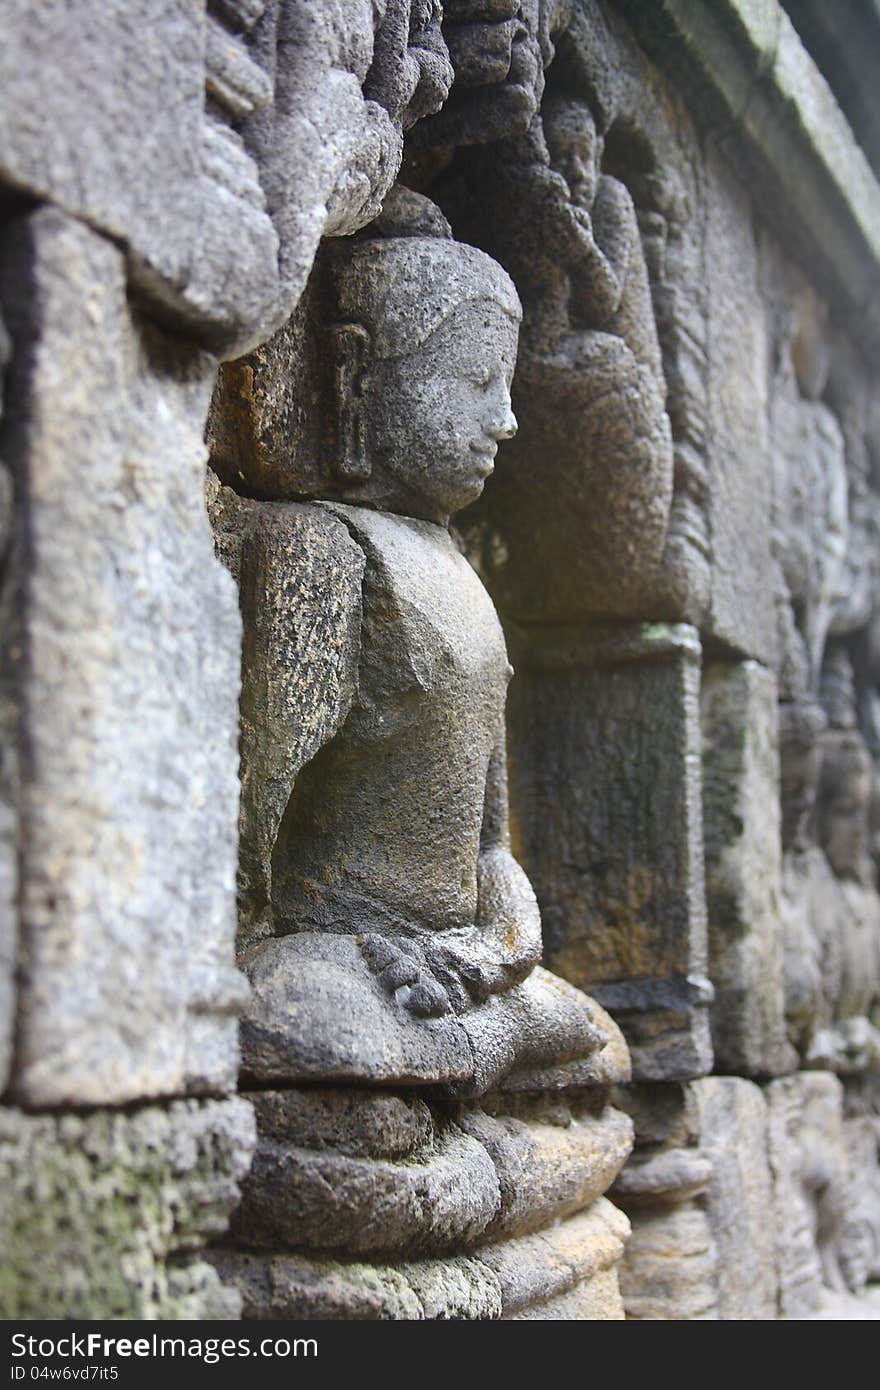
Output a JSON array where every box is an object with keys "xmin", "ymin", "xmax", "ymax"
[
  {"xmin": 1, "ymin": 207, "xmax": 245, "ymax": 1107},
  {"xmin": 701, "ymin": 661, "xmax": 792, "ymax": 1075},
  {"xmin": 0, "ymin": 1098, "xmax": 256, "ymax": 1320},
  {"xmin": 506, "ymin": 624, "xmax": 712, "ymax": 1081}
]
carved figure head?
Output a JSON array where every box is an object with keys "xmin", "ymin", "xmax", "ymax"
[
  {"xmin": 328, "ymin": 217, "xmax": 521, "ymax": 523},
  {"xmin": 543, "ymin": 93, "xmax": 602, "ymax": 212},
  {"xmin": 818, "ymin": 729, "xmax": 874, "ymax": 882}
]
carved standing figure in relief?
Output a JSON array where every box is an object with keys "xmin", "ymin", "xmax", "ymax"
[{"xmin": 236, "ymin": 196, "xmax": 622, "ymax": 1095}]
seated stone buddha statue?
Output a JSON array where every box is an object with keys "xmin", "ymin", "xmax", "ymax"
[{"xmin": 236, "ymin": 192, "xmax": 628, "ymax": 1098}]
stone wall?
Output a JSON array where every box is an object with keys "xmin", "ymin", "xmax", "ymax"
[{"xmin": 1, "ymin": 0, "xmax": 878, "ymax": 1320}]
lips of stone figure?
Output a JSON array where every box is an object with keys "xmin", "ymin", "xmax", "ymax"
[{"xmin": 367, "ymin": 298, "xmax": 519, "ymax": 523}]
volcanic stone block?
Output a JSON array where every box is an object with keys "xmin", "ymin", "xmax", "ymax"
[
  {"xmin": 507, "ymin": 622, "xmax": 712, "ymax": 1081},
  {"xmin": 0, "ymin": 1097, "xmax": 255, "ymax": 1319},
  {"xmin": 0, "ymin": 310, "xmax": 14, "ymax": 1094},
  {"xmin": 215, "ymin": 1197, "xmax": 630, "ymax": 1319},
  {"xmin": 701, "ymin": 660, "xmax": 792, "ymax": 1075},
  {"xmin": 692, "ymin": 1076, "xmax": 777, "ymax": 1319},
  {"xmin": 0, "ymin": 207, "xmax": 245, "ymax": 1107},
  {"xmin": 615, "ymin": 1077, "xmax": 776, "ymax": 1319},
  {"xmin": 703, "ymin": 145, "xmax": 776, "ymax": 664},
  {"xmin": 0, "ymin": 0, "xmax": 278, "ymax": 350},
  {"xmin": 619, "ymin": 1203, "xmax": 718, "ymax": 1320},
  {"xmin": 766, "ymin": 1071, "xmax": 848, "ymax": 1318}
]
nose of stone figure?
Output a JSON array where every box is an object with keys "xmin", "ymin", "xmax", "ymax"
[{"xmin": 486, "ymin": 378, "xmax": 518, "ymax": 442}]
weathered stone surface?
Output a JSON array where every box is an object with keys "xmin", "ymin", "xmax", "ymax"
[
  {"xmin": 239, "ymin": 931, "xmax": 474, "ymax": 1086},
  {"xmin": 0, "ymin": 1098, "xmax": 255, "ymax": 1319},
  {"xmin": 766, "ymin": 1072, "xmax": 848, "ymax": 1318},
  {"xmin": 492, "ymin": 1199, "xmax": 630, "ymax": 1320},
  {"xmin": 410, "ymin": 1, "xmax": 550, "ymax": 151},
  {"xmin": 0, "ymin": 2, "xmax": 455, "ymax": 355},
  {"xmin": 840, "ymin": 1105, "xmax": 880, "ymax": 1294},
  {"xmin": 770, "ymin": 349, "xmax": 847, "ymax": 696},
  {"xmin": 210, "ymin": 494, "xmax": 365, "ymax": 948},
  {"xmin": 231, "ymin": 1109, "xmax": 501, "ymax": 1257},
  {"xmin": 215, "ymin": 1197, "xmax": 629, "ymax": 1319},
  {"xmin": 615, "ymin": 1076, "xmax": 778, "ymax": 1320},
  {"xmin": 0, "ymin": 307, "xmax": 14, "ymax": 1095},
  {"xmin": 703, "ymin": 146, "xmax": 776, "ymax": 663},
  {"xmin": 0, "ymin": 0, "xmax": 279, "ymax": 353},
  {"xmin": 618, "ymin": 0, "xmax": 880, "ymax": 355},
  {"xmin": 619, "ymin": 1203, "xmax": 718, "ymax": 1320},
  {"xmin": 459, "ymin": 1100, "xmax": 633, "ymax": 1242},
  {"xmin": 248, "ymin": 1087, "xmax": 434, "ymax": 1161},
  {"xmin": 0, "ymin": 207, "xmax": 246, "ymax": 1106},
  {"xmin": 233, "ymin": 1079, "xmax": 632, "ymax": 1260},
  {"xmin": 458, "ymin": 967, "xmax": 627, "ymax": 1097},
  {"xmin": 613, "ymin": 1080, "xmax": 717, "ymax": 1320},
  {"xmin": 701, "ymin": 661, "xmax": 792, "ymax": 1075},
  {"xmin": 506, "ymin": 624, "xmax": 712, "ymax": 1081},
  {"xmin": 242, "ymin": 1, "xmax": 453, "ymax": 345},
  {"xmin": 783, "ymin": 0, "xmax": 880, "ymax": 179},
  {"xmin": 693, "ymin": 1077, "xmax": 777, "ymax": 1320},
  {"xmin": 453, "ymin": 77, "xmax": 675, "ymax": 624}
]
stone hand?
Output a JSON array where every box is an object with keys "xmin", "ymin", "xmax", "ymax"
[{"xmin": 359, "ymin": 933, "xmax": 455, "ymax": 1017}]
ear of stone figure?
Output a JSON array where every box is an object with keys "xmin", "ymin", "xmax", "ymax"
[{"xmin": 332, "ymin": 323, "xmax": 372, "ymax": 481}]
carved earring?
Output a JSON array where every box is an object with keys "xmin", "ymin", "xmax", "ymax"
[{"xmin": 332, "ymin": 323, "xmax": 371, "ymax": 482}]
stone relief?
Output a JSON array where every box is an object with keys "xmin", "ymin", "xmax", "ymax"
[
  {"xmin": 219, "ymin": 203, "xmax": 630, "ymax": 1096},
  {"xmin": 208, "ymin": 197, "xmax": 635, "ymax": 1316}
]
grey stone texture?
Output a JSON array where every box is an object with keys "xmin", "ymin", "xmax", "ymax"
[
  {"xmin": 0, "ymin": 2, "xmax": 453, "ymax": 356},
  {"xmin": 617, "ymin": 1077, "xmax": 776, "ymax": 1320},
  {"xmin": 215, "ymin": 1197, "xmax": 630, "ymax": 1319},
  {"xmin": 228, "ymin": 1085, "xmax": 631, "ymax": 1259},
  {"xmin": 701, "ymin": 661, "xmax": 791, "ymax": 1076},
  {"xmin": 0, "ymin": 306, "xmax": 14, "ymax": 1094},
  {"xmin": 0, "ymin": 207, "xmax": 246, "ymax": 1108},
  {"xmin": 618, "ymin": 0, "xmax": 880, "ymax": 354},
  {"xmin": 0, "ymin": 1097, "xmax": 255, "ymax": 1319},
  {"xmin": 702, "ymin": 145, "xmax": 776, "ymax": 664},
  {"xmin": 692, "ymin": 1077, "xmax": 777, "ymax": 1320},
  {"xmin": 767, "ymin": 1072, "xmax": 848, "ymax": 1318},
  {"xmin": 504, "ymin": 623, "xmax": 712, "ymax": 1082}
]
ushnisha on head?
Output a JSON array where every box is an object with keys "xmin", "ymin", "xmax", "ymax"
[{"xmin": 327, "ymin": 190, "xmax": 521, "ymax": 526}]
